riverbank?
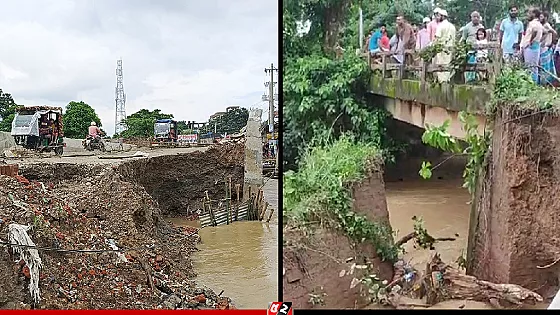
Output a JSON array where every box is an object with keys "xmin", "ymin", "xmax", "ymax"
[{"xmin": 0, "ymin": 144, "xmax": 244, "ymax": 309}]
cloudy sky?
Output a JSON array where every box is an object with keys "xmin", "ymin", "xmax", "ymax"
[{"xmin": 0, "ymin": 0, "xmax": 278, "ymax": 135}]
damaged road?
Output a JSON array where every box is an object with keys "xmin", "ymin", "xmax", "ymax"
[{"xmin": 0, "ymin": 143, "xmax": 244, "ymax": 309}]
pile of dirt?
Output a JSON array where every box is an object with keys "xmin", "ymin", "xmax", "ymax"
[
  {"xmin": 116, "ymin": 143, "xmax": 244, "ymax": 215},
  {"xmin": 0, "ymin": 166, "xmax": 234, "ymax": 309}
]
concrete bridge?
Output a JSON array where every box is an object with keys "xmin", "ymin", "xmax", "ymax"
[{"xmin": 365, "ymin": 43, "xmax": 501, "ymax": 139}]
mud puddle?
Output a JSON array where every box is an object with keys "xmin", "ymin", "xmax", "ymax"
[{"xmin": 167, "ymin": 218, "xmax": 278, "ymax": 309}]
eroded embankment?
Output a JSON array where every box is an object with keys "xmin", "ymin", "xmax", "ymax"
[
  {"xmin": 283, "ymin": 139, "xmax": 395, "ymax": 309},
  {"xmin": 283, "ymin": 170, "xmax": 394, "ymax": 309},
  {"xmin": 468, "ymin": 108, "xmax": 560, "ymax": 298},
  {"xmin": 0, "ymin": 144, "xmax": 244, "ymax": 309}
]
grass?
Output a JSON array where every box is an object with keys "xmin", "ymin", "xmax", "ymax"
[
  {"xmin": 283, "ymin": 135, "xmax": 400, "ymax": 262},
  {"xmin": 489, "ymin": 66, "xmax": 560, "ymax": 114}
]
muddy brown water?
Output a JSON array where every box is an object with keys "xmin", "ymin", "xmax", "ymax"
[
  {"xmin": 386, "ymin": 179, "xmax": 470, "ymax": 271},
  {"xmin": 385, "ymin": 178, "xmax": 549, "ymax": 309},
  {"xmin": 167, "ymin": 179, "xmax": 278, "ymax": 309}
]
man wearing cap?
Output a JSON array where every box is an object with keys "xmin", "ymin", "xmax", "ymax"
[
  {"xmin": 427, "ymin": 8, "xmax": 442, "ymax": 41},
  {"xmin": 434, "ymin": 9, "xmax": 456, "ymax": 82},
  {"xmin": 416, "ymin": 17, "xmax": 432, "ymax": 50}
]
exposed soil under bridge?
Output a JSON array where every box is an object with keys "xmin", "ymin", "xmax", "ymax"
[{"xmin": 0, "ymin": 144, "xmax": 245, "ymax": 309}]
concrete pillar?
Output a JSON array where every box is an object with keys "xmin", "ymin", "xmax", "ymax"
[{"xmin": 243, "ymin": 108, "xmax": 263, "ymax": 201}]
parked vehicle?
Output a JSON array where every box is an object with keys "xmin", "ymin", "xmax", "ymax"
[
  {"xmin": 152, "ymin": 119, "xmax": 179, "ymax": 147},
  {"xmin": 11, "ymin": 106, "xmax": 66, "ymax": 155}
]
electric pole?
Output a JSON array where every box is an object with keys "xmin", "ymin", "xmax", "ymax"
[
  {"xmin": 263, "ymin": 63, "xmax": 279, "ymax": 177},
  {"xmin": 264, "ymin": 63, "xmax": 278, "ymax": 135}
]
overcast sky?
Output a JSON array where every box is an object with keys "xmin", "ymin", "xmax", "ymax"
[{"xmin": 0, "ymin": 0, "xmax": 278, "ymax": 135}]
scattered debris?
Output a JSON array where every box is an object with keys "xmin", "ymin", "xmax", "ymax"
[{"xmin": 0, "ymin": 144, "xmax": 245, "ymax": 309}]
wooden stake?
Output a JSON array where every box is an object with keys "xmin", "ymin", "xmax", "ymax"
[
  {"xmin": 260, "ymin": 202, "xmax": 269, "ymax": 221},
  {"xmin": 266, "ymin": 208, "xmax": 274, "ymax": 223}
]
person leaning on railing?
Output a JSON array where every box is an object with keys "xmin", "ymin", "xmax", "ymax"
[{"xmin": 462, "ymin": 11, "xmax": 485, "ymax": 83}]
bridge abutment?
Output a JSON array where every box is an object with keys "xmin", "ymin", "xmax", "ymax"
[{"xmin": 467, "ymin": 109, "xmax": 560, "ymax": 297}]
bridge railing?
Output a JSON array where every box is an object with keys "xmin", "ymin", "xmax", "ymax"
[{"xmin": 362, "ymin": 42, "xmax": 503, "ymax": 85}]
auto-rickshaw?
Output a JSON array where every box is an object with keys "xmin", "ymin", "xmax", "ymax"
[{"xmin": 11, "ymin": 106, "xmax": 66, "ymax": 155}]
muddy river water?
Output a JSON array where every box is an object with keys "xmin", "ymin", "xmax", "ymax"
[
  {"xmin": 386, "ymin": 178, "xmax": 471, "ymax": 271},
  {"xmin": 385, "ymin": 178, "xmax": 549, "ymax": 309},
  {"xmin": 166, "ymin": 179, "xmax": 278, "ymax": 309}
]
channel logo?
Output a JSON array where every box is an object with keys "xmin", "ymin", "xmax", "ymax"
[{"xmin": 267, "ymin": 302, "xmax": 293, "ymax": 315}]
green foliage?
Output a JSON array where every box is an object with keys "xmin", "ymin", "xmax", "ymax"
[
  {"xmin": 0, "ymin": 89, "xmax": 18, "ymax": 132},
  {"xmin": 489, "ymin": 66, "xmax": 560, "ymax": 114},
  {"xmin": 121, "ymin": 109, "xmax": 173, "ymax": 138},
  {"xmin": 458, "ymin": 111, "xmax": 490, "ymax": 194},
  {"xmin": 175, "ymin": 121, "xmax": 190, "ymax": 135},
  {"xmin": 284, "ymin": 136, "xmax": 400, "ymax": 262},
  {"xmin": 419, "ymin": 161, "xmax": 432, "ymax": 180},
  {"xmin": 444, "ymin": 0, "xmax": 507, "ymax": 28},
  {"xmin": 284, "ymin": 53, "xmax": 399, "ymax": 169},
  {"xmin": 63, "ymin": 101, "xmax": 102, "ymax": 139},
  {"xmin": 419, "ymin": 112, "xmax": 489, "ymax": 195},
  {"xmin": 200, "ymin": 107, "xmax": 249, "ymax": 135},
  {"xmin": 421, "ymin": 120, "xmax": 462, "ymax": 153},
  {"xmin": 411, "ymin": 216, "xmax": 437, "ymax": 249}
]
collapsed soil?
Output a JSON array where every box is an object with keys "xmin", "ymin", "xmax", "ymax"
[
  {"xmin": 283, "ymin": 171, "xmax": 394, "ymax": 309},
  {"xmin": 469, "ymin": 109, "xmax": 560, "ymax": 299},
  {"xmin": 0, "ymin": 144, "xmax": 244, "ymax": 309}
]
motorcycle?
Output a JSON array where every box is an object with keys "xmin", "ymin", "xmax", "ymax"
[{"xmin": 82, "ymin": 135, "xmax": 106, "ymax": 152}]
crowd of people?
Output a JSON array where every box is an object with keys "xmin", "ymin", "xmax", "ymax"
[{"xmin": 367, "ymin": 5, "xmax": 560, "ymax": 86}]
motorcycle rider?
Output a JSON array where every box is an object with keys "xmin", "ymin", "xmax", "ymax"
[{"xmin": 88, "ymin": 122, "xmax": 103, "ymax": 143}]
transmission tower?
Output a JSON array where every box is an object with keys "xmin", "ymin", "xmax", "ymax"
[{"xmin": 115, "ymin": 59, "xmax": 127, "ymax": 135}]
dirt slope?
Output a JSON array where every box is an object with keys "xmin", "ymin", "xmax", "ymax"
[{"xmin": 0, "ymin": 145, "xmax": 244, "ymax": 309}]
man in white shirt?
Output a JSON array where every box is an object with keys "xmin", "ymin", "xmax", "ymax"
[{"xmin": 434, "ymin": 10, "xmax": 456, "ymax": 83}]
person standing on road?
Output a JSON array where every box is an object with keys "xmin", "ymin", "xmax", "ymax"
[
  {"xmin": 539, "ymin": 11, "xmax": 557, "ymax": 85},
  {"xmin": 499, "ymin": 5, "xmax": 524, "ymax": 63},
  {"xmin": 462, "ymin": 11, "xmax": 485, "ymax": 82},
  {"xmin": 434, "ymin": 10, "xmax": 456, "ymax": 83},
  {"xmin": 520, "ymin": 7, "xmax": 544, "ymax": 83}
]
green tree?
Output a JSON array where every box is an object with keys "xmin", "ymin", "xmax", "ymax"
[
  {"xmin": 283, "ymin": 0, "xmax": 404, "ymax": 170},
  {"xmin": 201, "ymin": 107, "xmax": 249, "ymax": 135},
  {"xmin": 121, "ymin": 109, "xmax": 173, "ymax": 138},
  {"xmin": 176, "ymin": 120, "xmax": 189, "ymax": 134},
  {"xmin": 0, "ymin": 89, "xmax": 18, "ymax": 132},
  {"xmin": 63, "ymin": 101, "xmax": 102, "ymax": 139}
]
